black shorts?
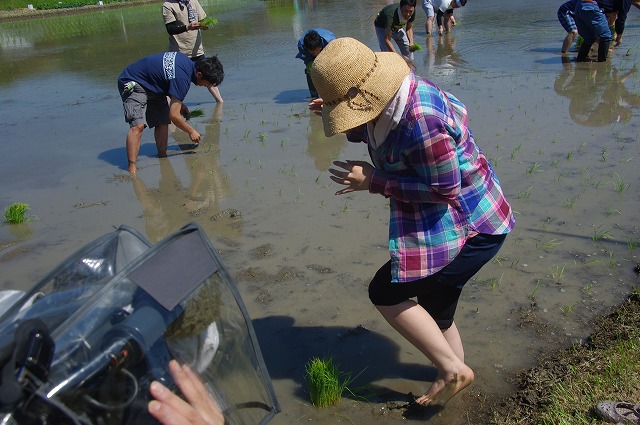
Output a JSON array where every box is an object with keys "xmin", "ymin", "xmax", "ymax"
[{"xmin": 368, "ymin": 233, "xmax": 507, "ymax": 330}]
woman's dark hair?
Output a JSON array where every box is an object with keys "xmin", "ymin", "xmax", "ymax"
[{"xmin": 196, "ymin": 56, "xmax": 224, "ymax": 86}]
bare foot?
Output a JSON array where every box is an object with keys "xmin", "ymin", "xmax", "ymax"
[
  {"xmin": 415, "ymin": 366, "xmax": 474, "ymax": 406},
  {"xmin": 128, "ymin": 160, "xmax": 137, "ymax": 174}
]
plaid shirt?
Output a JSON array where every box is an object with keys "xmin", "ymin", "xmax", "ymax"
[{"xmin": 368, "ymin": 73, "xmax": 515, "ymax": 282}]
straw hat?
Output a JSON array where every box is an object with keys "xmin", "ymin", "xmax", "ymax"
[{"xmin": 310, "ymin": 37, "xmax": 410, "ymax": 137}]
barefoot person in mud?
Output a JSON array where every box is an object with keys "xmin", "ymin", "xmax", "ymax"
[
  {"xmin": 118, "ymin": 52, "xmax": 224, "ymax": 173},
  {"xmin": 309, "ymin": 37, "xmax": 515, "ymax": 406}
]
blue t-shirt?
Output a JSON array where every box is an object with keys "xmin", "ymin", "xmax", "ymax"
[{"xmin": 118, "ymin": 52, "xmax": 196, "ymax": 101}]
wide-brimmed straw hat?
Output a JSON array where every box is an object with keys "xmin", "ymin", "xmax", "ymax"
[{"xmin": 310, "ymin": 37, "xmax": 410, "ymax": 137}]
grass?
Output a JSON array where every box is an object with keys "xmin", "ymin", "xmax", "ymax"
[
  {"xmin": 488, "ymin": 293, "xmax": 640, "ymax": 424},
  {"xmin": 3, "ymin": 202, "xmax": 31, "ymax": 224},
  {"xmin": 1, "ymin": 0, "xmax": 129, "ymax": 11},
  {"xmin": 305, "ymin": 357, "xmax": 352, "ymax": 407}
]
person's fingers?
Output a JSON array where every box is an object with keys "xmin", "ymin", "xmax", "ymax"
[
  {"xmin": 149, "ymin": 380, "xmax": 194, "ymax": 418},
  {"xmin": 148, "ymin": 399, "xmax": 183, "ymax": 425}
]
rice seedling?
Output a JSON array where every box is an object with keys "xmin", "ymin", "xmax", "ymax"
[
  {"xmin": 592, "ymin": 225, "xmax": 612, "ymax": 242},
  {"xmin": 305, "ymin": 357, "xmax": 352, "ymax": 407},
  {"xmin": 541, "ymin": 239, "xmax": 562, "ymax": 251},
  {"xmin": 612, "ymin": 173, "xmax": 629, "ymax": 193},
  {"xmin": 550, "ymin": 264, "xmax": 565, "ymax": 284},
  {"xmin": 628, "ymin": 239, "xmax": 639, "ymax": 253},
  {"xmin": 258, "ymin": 132, "xmax": 268, "ymax": 142},
  {"xmin": 600, "ymin": 147, "xmax": 608, "ymax": 162},
  {"xmin": 483, "ymin": 274, "xmax": 503, "ymax": 291},
  {"xmin": 529, "ymin": 280, "xmax": 541, "ymax": 305},
  {"xmin": 561, "ymin": 304, "xmax": 573, "ymax": 316},
  {"xmin": 567, "ymin": 151, "xmax": 573, "ymax": 161},
  {"xmin": 516, "ymin": 186, "xmax": 532, "ymax": 199},
  {"xmin": 608, "ymin": 252, "xmax": 618, "ymax": 269},
  {"xmin": 582, "ymin": 284, "xmax": 593, "ymax": 296},
  {"xmin": 527, "ymin": 162, "xmax": 541, "ymax": 174},
  {"xmin": 188, "ymin": 108, "xmax": 204, "ymax": 119},
  {"xmin": 605, "ymin": 207, "xmax": 621, "ymax": 216},
  {"xmin": 409, "ymin": 43, "xmax": 422, "ymax": 51},
  {"xmin": 199, "ymin": 17, "xmax": 218, "ymax": 29},
  {"xmin": 563, "ymin": 195, "xmax": 579, "ymax": 208},
  {"xmin": 551, "ymin": 159, "xmax": 559, "ymax": 167},
  {"xmin": 3, "ymin": 203, "xmax": 31, "ymax": 224}
]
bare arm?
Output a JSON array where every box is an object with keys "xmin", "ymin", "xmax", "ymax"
[
  {"xmin": 169, "ymin": 97, "xmax": 201, "ymax": 143},
  {"xmin": 384, "ymin": 27, "xmax": 396, "ymax": 53}
]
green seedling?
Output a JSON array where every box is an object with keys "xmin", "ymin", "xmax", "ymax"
[
  {"xmin": 199, "ymin": 17, "xmax": 218, "ymax": 29},
  {"xmin": 305, "ymin": 357, "xmax": 352, "ymax": 407},
  {"xmin": 4, "ymin": 202, "xmax": 31, "ymax": 224},
  {"xmin": 188, "ymin": 109, "xmax": 204, "ymax": 119},
  {"xmin": 409, "ymin": 43, "xmax": 422, "ymax": 51}
]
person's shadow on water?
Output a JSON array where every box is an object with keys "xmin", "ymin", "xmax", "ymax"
[
  {"xmin": 273, "ymin": 89, "xmax": 312, "ymax": 104},
  {"xmin": 554, "ymin": 58, "xmax": 640, "ymax": 126},
  {"xmin": 252, "ymin": 315, "xmax": 442, "ymax": 420}
]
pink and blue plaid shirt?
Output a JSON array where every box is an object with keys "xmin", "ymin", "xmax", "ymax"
[{"xmin": 368, "ymin": 73, "xmax": 515, "ymax": 283}]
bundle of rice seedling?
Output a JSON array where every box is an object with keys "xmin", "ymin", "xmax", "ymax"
[
  {"xmin": 3, "ymin": 202, "xmax": 31, "ymax": 224},
  {"xmin": 199, "ymin": 17, "xmax": 218, "ymax": 29},
  {"xmin": 188, "ymin": 109, "xmax": 204, "ymax": 119},
  {"xmin": 410, "ymin": 43, "xmax": 422, "ymax": 52}
]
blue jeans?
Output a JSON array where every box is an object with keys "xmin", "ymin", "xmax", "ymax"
[{"xmin": 375, "ymin": 26, "xmax": 413, "ymax": 61}]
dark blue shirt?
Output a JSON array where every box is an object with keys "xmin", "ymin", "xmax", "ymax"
[{"xmin": 118, "ymin": 52, "xmax": 196, "ymax": 101}]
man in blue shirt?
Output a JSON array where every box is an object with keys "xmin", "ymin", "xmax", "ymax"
[
  {"xmin": 118, "ymin": 52, "xmax": 224, "ymax": 173},
  {"xmin": 296, "ymin": 28, "xmax": 335, "ymax": 99}
]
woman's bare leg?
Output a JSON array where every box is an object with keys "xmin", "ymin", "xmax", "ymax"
[{"xmin": 376, "ymin": 300, "xmax": 474, "ymax": 406}]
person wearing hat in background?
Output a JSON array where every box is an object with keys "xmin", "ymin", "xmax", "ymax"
[
  {"xmin": 374, "ymin": 0, "xmax": 418, "ymax": 61},
  {"xmin": 296, "ymin": 28, "xmax": 336, "ymax": 99},
  {"xmin": 309, "ymin": 37, "xmax": 515, "ymax": 406},
  {"xmin": 434, "ymin": 0, "xmax": 466, "ymax": 35}
]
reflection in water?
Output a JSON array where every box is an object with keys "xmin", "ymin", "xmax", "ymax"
[
  {"xmin": 306, "ymin": 113, "xmax": 346, "ymax": 171},
  {"xmin": 423, "ymin": 33, "xmax": 466, "ymax": 81},
  {"xmin": 132, "ymin": 104, "xmax": 236, "ymax": 242},
  {"xmin": 554, "ymin": 58, "xmax": 640, "ymax": 126}
]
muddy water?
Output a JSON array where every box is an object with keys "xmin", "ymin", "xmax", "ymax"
[{"xmin": 1, "ymin": 0, "xmax": 640, "ymax": 423}]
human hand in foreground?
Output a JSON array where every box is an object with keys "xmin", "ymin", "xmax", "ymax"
[
  {"xmin": 308, "ymin": 98, "xmax": 323, "ymax": 117},
  {"xmin": 328, "ymin": 160, "xmax": 374, "ymax": 195},
  {"xmin": 148, "ymin": 360, "xmax": 225, "ymax": 425}
]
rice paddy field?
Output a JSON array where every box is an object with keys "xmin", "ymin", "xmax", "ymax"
[{"xmin": 1, "ymin": 0, "xmax": 640, "ymax": 423}]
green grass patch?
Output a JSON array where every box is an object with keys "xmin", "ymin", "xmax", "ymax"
[
  {"xmin": 3, "ymin": 202, "xmax": 31, "ymax": 224},
  {"xmin": 1, "ymin": 0, "xmax": 128, "ymax": 11},
  {"xmin": 305, "ymin": 357, "xmax": 352, "ymax": 407}
]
